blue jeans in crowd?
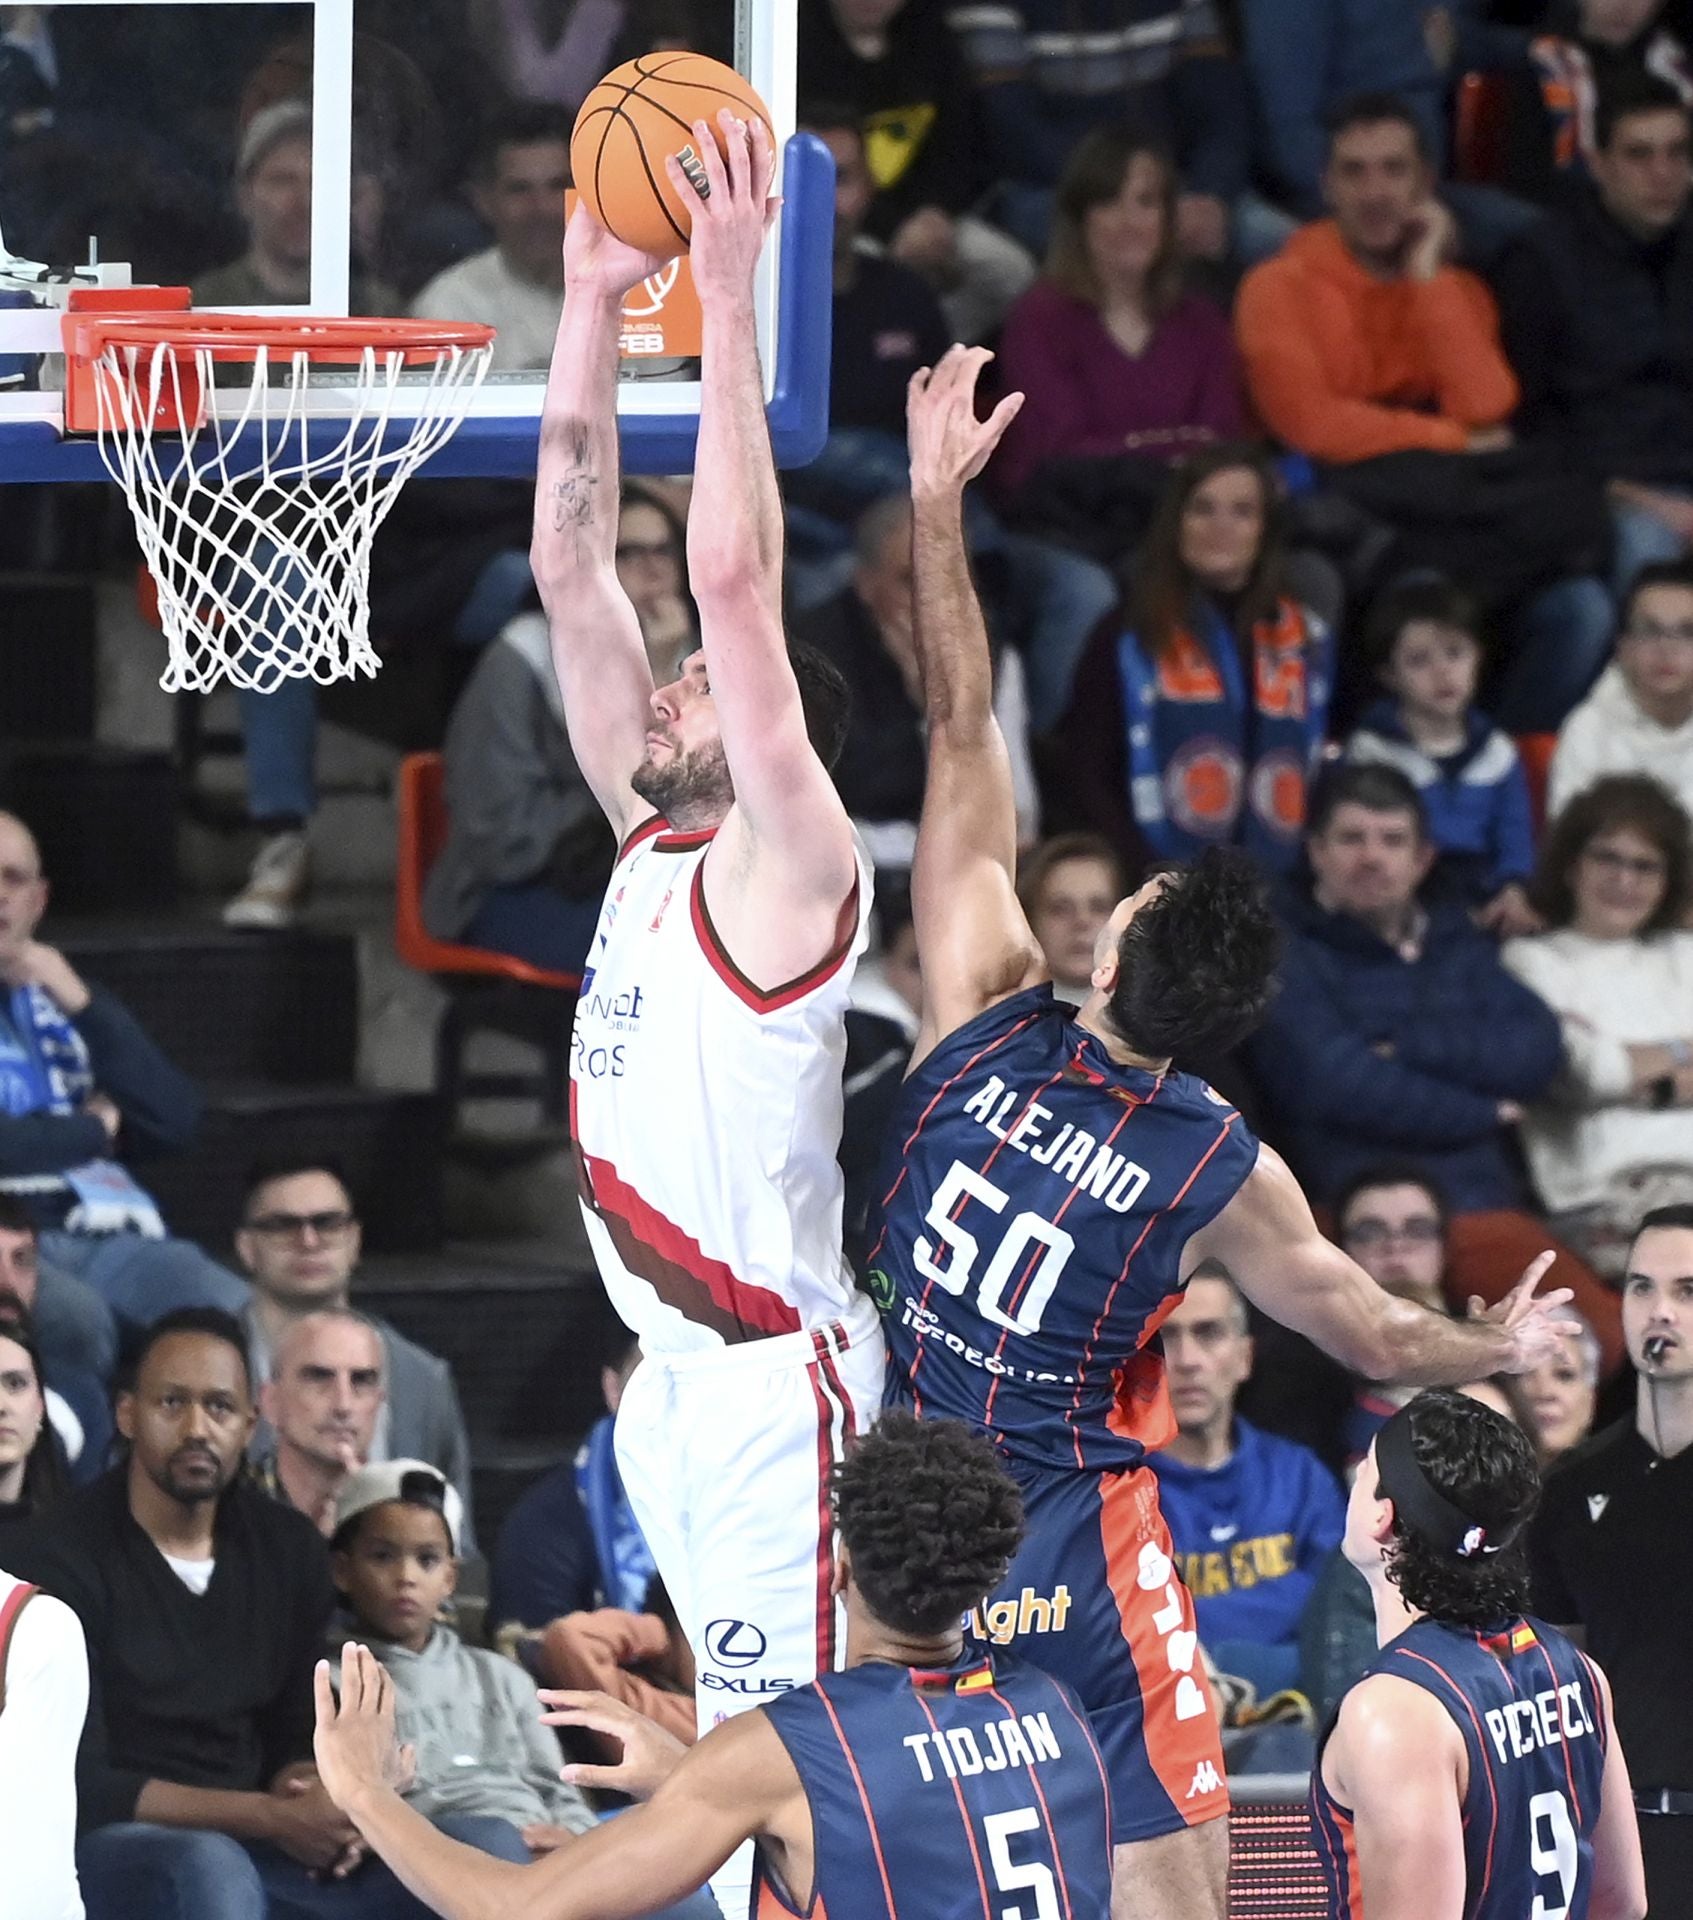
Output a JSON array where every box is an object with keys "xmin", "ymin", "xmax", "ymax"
[
  {"xmin": 235, "ymin": 549, "xmax": 535, "ymax": 826},
  {"xmin": 463, "ymin": 884, "xmax": 603, "ymax": 976},
  {"xmin": 785, "ymin": 426, "xmax": 1116, "ymax": 732},
  {"xmin": 78, "ymin": 1814, "xmax": 723, "ymax": 1920},
  {"xmin": 1610, "ymin": 493, "xmax": 1691, "ymax": 596},
  {"xmin": 39, "ymin": 1229, "xmax": 250, "ymax": 1337}
]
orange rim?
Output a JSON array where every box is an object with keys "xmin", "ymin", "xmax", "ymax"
[{"xmin": 65, "ymin": 310, "xmax": 495, "ymax": 367}]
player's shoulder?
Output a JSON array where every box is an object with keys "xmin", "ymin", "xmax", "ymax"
[
  {"xmin": 1340, "ymin": 1664, "xmax": 1460, "ymax": 1750},
  {"xmin": 909, "ymin": 985, "xmax": 1067, "ymax": 1081},
  {"xmin": 3, "ymin": 1586, "xmax": 86, "ymax": 1666}
]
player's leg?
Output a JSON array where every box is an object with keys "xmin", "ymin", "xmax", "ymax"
[
  {"xmin": 609, "ymin": 1356, "xmax": 696, "ymax": 1638},
  {"xmin": 987, "ymin": 1463, "xmax": 1232, "ymax": 1920}
]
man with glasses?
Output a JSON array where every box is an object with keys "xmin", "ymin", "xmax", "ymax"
[
  {"xmin": 235, "ymin": 1159, "xmax": 474, "ymax": 1552},
  {"xmin": 1550, "ymin": 560, "xmax": 1693, "ymax": 824}
]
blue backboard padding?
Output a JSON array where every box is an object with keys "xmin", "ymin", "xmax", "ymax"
[{"xmin": 0, "ymin": 133, "xmax": 834, "ymax": 483}]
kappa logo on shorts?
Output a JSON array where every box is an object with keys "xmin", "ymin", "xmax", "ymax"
[
  {"xmin": 1185, "ymin": 1761, "xmax": 1223, "ymax": 1800},
  {"xmin": 703, "ymin": 1619, "xmax": 767, "ymax": 1668}
]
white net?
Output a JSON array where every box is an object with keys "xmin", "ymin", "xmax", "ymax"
[{"xmin": 89, "ymin": 335, "xmax": 494, "ymax": 692}]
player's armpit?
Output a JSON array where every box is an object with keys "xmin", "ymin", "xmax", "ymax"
[
  {"xmin": 1331, "ymin": 1676, "xmax": 1468, "ymax": 1920},
  {"xmin": 1584, "ymin": 1659, "xmax": 1649, "ymax": 1920}
]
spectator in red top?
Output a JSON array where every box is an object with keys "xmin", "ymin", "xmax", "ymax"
[{"xmin": 992, "ymin": 127, "xmax": 1246, "ymax": 551}]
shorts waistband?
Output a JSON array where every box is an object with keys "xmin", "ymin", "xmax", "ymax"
[{"xmin": 644, "ymin": 1290, "xmax": 880, "ymax": 1376}]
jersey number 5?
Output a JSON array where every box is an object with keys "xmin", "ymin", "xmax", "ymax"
[
  {"xmin": 1529, "ymin": 1788, "xmax": 1578, "ymax": 1920},
  {"xmin": 915, "ymin": 1161, "xmax": 1075, "ymax": 1338},
  {"xmin": 984, "ymin": 1807, "xmax": 1059, "ymax": 1920}
]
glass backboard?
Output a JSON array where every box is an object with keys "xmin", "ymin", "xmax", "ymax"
[{"xmin": 0, "ymin": 0, "xmax": 830, "ymax": 477}]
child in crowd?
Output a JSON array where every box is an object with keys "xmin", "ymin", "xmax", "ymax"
[
  {"xmin": 329, "ymin": 1461, "xmax": 594, "ymax": 1865},
  {"xmin": 1345, "ymin": 580, "xmax": 1540, "ymax": 937}
]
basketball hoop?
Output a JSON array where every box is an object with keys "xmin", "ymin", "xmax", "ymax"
[{"xmin": 61, "ymin": 307, "xmax": 496, "ymax": 692}]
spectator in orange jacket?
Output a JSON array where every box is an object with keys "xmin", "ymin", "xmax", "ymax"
[
  {"xmin": 1236, "ymin": 95, "xmax": 1517, "ymax": 464},
  {"xmin": 1236, "ymin": 93, "xmax": 1615, "ymax": 732}
]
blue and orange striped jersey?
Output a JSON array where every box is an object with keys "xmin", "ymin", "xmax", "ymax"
[
  {"xmin": 1309, "ymin": 1614, "xmax": 1609, "ymax": 1920},
  {"xmin": 754, "ymin": 1643, "xmax": 1114, "ymax": 1920},
  {"xmin": 866, "ymin": 987, "xmax": 1259, "ymax": 1471}
]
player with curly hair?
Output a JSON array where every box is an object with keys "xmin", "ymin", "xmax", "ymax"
[
  {"xmin": 1313, "ymin": 1389, "xmax": 1645, "ymax": 1920},
  {"xmin": 871, "ymin": 347, "xmax": 1590, "ymax": 1920},
  {"xmin": 312, "ymin": 1414, "xmax": 1115, "ymax": 1919}
]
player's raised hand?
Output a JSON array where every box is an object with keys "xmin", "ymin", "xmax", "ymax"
[
  {"xmin": 539, "ymin": 1687, "xmax": 689, "ymax": 1801},
  {"xmin": 907, "ymin": 345, "xmax": 1023, "ymax": 503},
  {"xmin": 667, "ymin": 110, "xmax": 778, "ymax": 305},
  {"xmin": 563, "ymin": 199, "xmax": 673, "ymax": 301},
  {"xmin": 312, "ymin": 1646, "xmax": 415, "ymax": 1817},
  {"xmin": 1466, "ymin": 1250, "xmax": 1576, "ymax": 1374}
]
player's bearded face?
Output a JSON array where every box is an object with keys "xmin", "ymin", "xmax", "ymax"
[{"xmin": 631, "ymin": 726, "xmax": 733, "ymax": 821}]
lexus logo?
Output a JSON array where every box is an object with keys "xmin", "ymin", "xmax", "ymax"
[{"xmin": 703, "ymin": 1619, "xmax": 767, "ymax": 1669}]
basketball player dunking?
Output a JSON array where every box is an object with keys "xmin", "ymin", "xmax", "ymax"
[
  {"xmin": 871, "ymin": 347, "xmax": 1585, "ymax": 1920},
  {"xmin": 314, "ymin": 1416, "xmax": 1116, "ymax": 1920},
  {"xmin": 1313, "ymin": 1388, "xmax": 1645, "ymax": 1920},
  {"xmin": 535, "ymin": 116, "xmax": 883, "ymax": 1915}
]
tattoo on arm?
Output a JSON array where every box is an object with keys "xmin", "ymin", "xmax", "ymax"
[{"xmin": 550, "ymin": 424, "xmax": 599, "ymax": 541}]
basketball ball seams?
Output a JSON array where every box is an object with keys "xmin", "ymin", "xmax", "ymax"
[{"xmin": 628, "ymin": 115, "xmax": 692, "ymax": 247}]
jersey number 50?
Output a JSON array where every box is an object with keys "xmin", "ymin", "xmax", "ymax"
[{"xmin": 915, "ymin": 1161, "xmax": 1075, "ymax": 1338}]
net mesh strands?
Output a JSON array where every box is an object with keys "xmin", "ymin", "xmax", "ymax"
[{"xmin": 87, "ymin": 329, "xmax": 493, "ymax": 691}]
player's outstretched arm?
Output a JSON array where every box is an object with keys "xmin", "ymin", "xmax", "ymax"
[
  {"xmin": 1332, "ymin": 1676, "xmax": 1469, "ymax": 1920},
  {"xmin": 673, "ymin": 114, "xmax": 855, "ymax": 915},
  {"xmin": 1186, "ymin": 1144, "xmax": 1576, "ymax": 1382},
  {"xmin": 531, "ymin": 207, "xmax": 669, "ymax": 840},
  {"xmin": 316, "ymin": 1649, "xmax": 804, "ymax": 1920},
  {"xmin": 906, "ymin": 346, "xmax": 1045, "ymax": 1066},
  {"xmin": 1586, "ymin": 1660, "xmax": 1650, "ymax": 1920}
]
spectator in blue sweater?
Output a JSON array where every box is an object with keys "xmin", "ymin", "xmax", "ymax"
[
  {"xmin": 1344, "ymin": 578, "xmax": 1541, "ymax": 935},
  {"xmin": 0, "ymin": 812, "xmax": 248, "ymax": 1338},
  {"xmin": 1155, "ymin": 1273, "xmax": 1345, "ymax": 1698},
  {"xmin": 1248, "ymin": 764, "xmax": 1599, "ymax": 1313},
  {"xmin": 949, "ymin": 0, "xmax": 1250, "ymax": 262}
]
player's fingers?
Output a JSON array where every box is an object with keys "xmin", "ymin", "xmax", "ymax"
[
  {"xmin": 560, "ymin": 1761, "xmax": 638, "ymax": 1790},
  {"xmin": 1466, "ymin": 1294, "xmax": 1488, "ymax": 1320},
  {"xmin": 983, "ymin": 390, "xmax": 1025, "ymax": 441},
  {"xmin": 747, "ymin": 112, "xmax": 776, "ymax": 199},
  {"xmin": 693, "ymin": 119, "xmax": 730, "ymax": 206},
  {"xmin": 715, "ymin": 110, "xmax": 748, "ymax": 201},
  {"xmin": 313, "ymin": 1658, "xmax": 335, "ymax": 1725},
  {"xmin": 1510, "ymin": 1249, "xmax": 1558, "ymax": 1302},
  {"xmin": 339, "ymin": 1643, "xmax": 364, "ymax": 1712},
  {"xmin": 539, "ymin": 1700, "xmax": 630, "ymax": 1736},
  {"xmin": 662, "ymin": 151, "xmax": 699, "ymax": 208}
]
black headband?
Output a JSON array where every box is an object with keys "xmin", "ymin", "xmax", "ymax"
[{"xmin": 1375, "ymin": 1404, "xmax": 1521, "ymax": 1561}]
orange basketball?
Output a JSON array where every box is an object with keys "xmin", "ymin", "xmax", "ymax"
[{"xmin": 571, "ymin": 54, "xmax": 774, "ymax": 259}]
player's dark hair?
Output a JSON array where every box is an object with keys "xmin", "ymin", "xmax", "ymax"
[
  {"xmin": 1377, "ymin": 1389, "xmax": 1539, "ymax": 1629},
  {"xmin": 471, "ymin": 103, "xmax": 574, "ymax": 180},
  {"xmin": 1104, "ymin": 848, "xmax": 1281, "ymax": 1059},
  {"xmin": 1363, "ymin": 576, "xmax": 1484, "ymax": 677},
  {"xmin": 1306, "ymin": 762, "xmax": 1428, "ymax": 841},
  {"xmin": 834, "ymin": 1413, "xmax": 1024, "ymax": 1637},
  {"xmin": 1620, "ymin": 556, "xmax": 1693, "ymax": 631},
  {"xmin": 789, "ymin": 638, "xmax": 852, "ymax": 774},
  {"xmin": 121, "ymin": 1306, "xmax": 254, "ymax": 1399},
  {"xmin": 1325, "ymin": 91, "xmax": 1431, "ymax": 164},
  {"xmin": 1334, "ymin": 1161, "xmax": 1451, "ymax": 1239},
  {"xmin": 1595, "ymin": 70, "xmax": 1690, "ymax": 152}
]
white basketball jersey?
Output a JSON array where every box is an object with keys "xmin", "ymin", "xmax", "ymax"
[{"xmin": 569, "ymin": 816, "xmax": 873, "ymax": 1354}]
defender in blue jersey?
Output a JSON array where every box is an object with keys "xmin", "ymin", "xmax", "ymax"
[
  {"xmin": 888, "ymin": 351, "xmax": 1588, "ymax": 1920},
  {"xmin": 311, "ymin": 1414, "xmax": 1114, "ymax": 1920},
  {"xmin": 1313, "ymin": 1390, "xmax": 1645, "ymax": 1920}
]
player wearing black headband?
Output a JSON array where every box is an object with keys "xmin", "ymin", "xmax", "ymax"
[{"xmin": 1310, "ymin": 1389, "xmax": 1646, "ymax": 1920}]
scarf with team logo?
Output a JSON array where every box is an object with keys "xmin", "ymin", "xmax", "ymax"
[
  {"xmin": 1531, "ymin": 32, "xmax": 1693, "ymax": 175},
  {"xmin": 0, "ymin": 984, "xmax": 165, "ymax": 1235},
  {"xmin": 1116, "ymin": 594, "xmax": 1329, "ymax": 873}
]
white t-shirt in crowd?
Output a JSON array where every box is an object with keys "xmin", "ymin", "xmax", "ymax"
[
  {"xmin": 160, "ymin": 1552, "xmax": 215, "ymax": 1596},
  {"xmin": 411, "ymin": 247, "xmax": 564, "ymax": 374},
  {"xmin": 0, "ymin": 1568, "xmax": 88, "ymax": 1920}
]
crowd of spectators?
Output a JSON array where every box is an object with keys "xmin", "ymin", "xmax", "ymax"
[{"xmin": 4, "ymin": 0, "xmax": 1693, "ymax": 1910}]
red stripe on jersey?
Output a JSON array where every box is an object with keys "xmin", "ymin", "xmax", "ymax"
[
  {"xmin": 0, "ymin": 1581, "xmax": 39, "ymax": 1710},
  {"xmin": 618, "ymin": 815, "xmax": 667, "ymax": 860},
  {"xmin": 575, "ymin": 1141, "xmax": 802, "ymax": 1339},
  {"xmin": 1066, "ymin": 1110, "xmax": 1238, "ymax": 1470},
  {"xmin": 1529, "ymin": 1635, "xmax": 1585, "ymax": 1824},
  {"xmin": 808, "ymin": 1340, "xmax": 851, "ymax": 1674},
  {"xmin": 654, "ymin": 827, "xmax": 716, "ymax": 853},
  {"xmin": 689, "ymin": 865, "xmax": 862, "ymax": 1015},
  {"xmin": 813, "ymin": 1684, "xmax": 900, "ymax": 1920},
  {"xmin": 985, "ymin": 1683, "xmax": 1074, "ymax": 1920},
  {"xmin": 1397, "ymin": 1647, "xmax": 1499, "ymax": 1902},
  {"xmin": 911, "ymin": 1690, "xmax": 995, "ymax": 1920}
]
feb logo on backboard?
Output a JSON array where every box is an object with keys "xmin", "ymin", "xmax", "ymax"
[{"xmin": 564, "ymin": 191, "xmax": 703, "ymax": 359}]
